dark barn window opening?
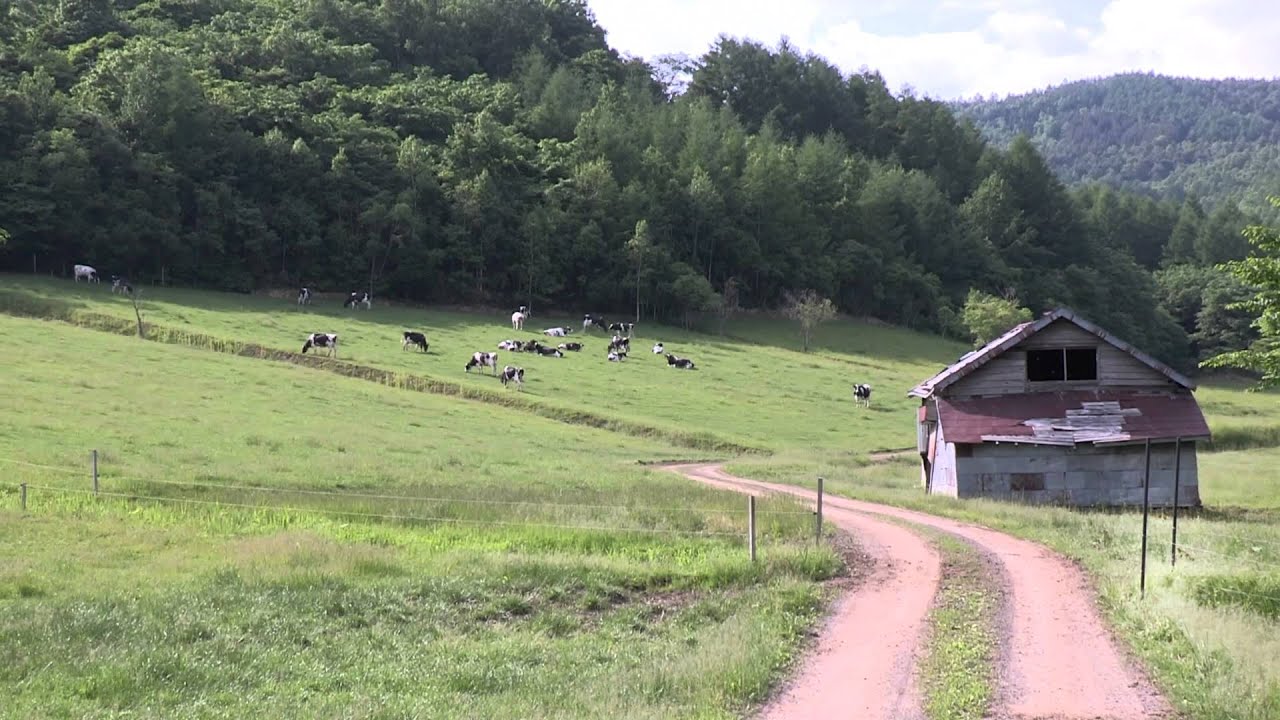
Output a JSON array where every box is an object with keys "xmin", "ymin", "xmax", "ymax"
[{"xmin": 1027, "ymin": 348, "xmax": 1098, "ymax": 382}]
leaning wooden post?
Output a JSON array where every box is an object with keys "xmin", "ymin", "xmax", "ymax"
[
  {"xmin": 1140, "ymin": 438, "xmax": 1152, "ymax": 598},
  {"xmin": 20, "ymin": 483, "xmax": 27, "ymax": 511},
  {"xmin": 1171, "ymin": 437, "xmax": 1183, "ymax": 567},
  {"xmin": 92, "ymin": 449, "xmax": 99, "ymax": 496},
  {"xmin": 748, "ymin": 496, "xmax": 757, "ymax": 563},
  {"xmin": 816, "ymin": 477, "xmax": 825, "ymax": 543}
]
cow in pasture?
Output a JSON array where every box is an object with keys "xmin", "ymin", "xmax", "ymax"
[
  {"xmin": 559, "ymin": 342, "xmax": 583, "ymax": 352},
  {"xmin": 500, "ymin": 365, "xmax": 525, "ymax": 390},
  {"xmin": 497, "ymin": 339, "xmax": 521, "ymax": 351},
  {"xmin": 111, "ymin": 276, "xmax": 133, "ymax": 295},
  {"xmin": 608, "ymin": 336, "xmax": 630, "ymax": 354},
  {"xmin": 520, "ymin": 339, "xmax": 541, "ymax": 352},
  {"xmin": 465, "ymin": 351, "xmax": 499, "ymax": 375},
  {"xmin": 302, "ymin": 332, "xmax": 339, "ymax": 357},
  {"xmin": 608, "ymin": 322, "xmax": 635, "ymax": 336},
  {"xmin": 297, "ymin": 287, "xmax": 312, "ymax": 305},
  {"xmin": 402, "ymin": 331, "xmax": 429, "ymax": 353},
  {"xmin": 853, "ymin": 383, "xmax": 873, "ymax": 408},
  {"xmin": 665, "ymin": 353, "xmax": 696, "ymax": 370},
  {"xmin": 74, "ymin": 264, "xmax": 99, "ymax": 283},
  {"xmin": 512, "ymin": 306, "xmax": 528, "ymax": 331},
  {"xmin": 543, "ymin": 327, "xmax": 572, "ymax": 337},
  {"xmin": 652, "ymin": 342, "xmax": 664, "ymax": 355},
  {"xmin": 583, "ymin": 314, "xmax": 609, "ymax": 332},
  {"xmin": 535, "ymin": 346, "xmax": 564, "ymax": 358},
  {"xmin": 344, "ymin": 291, "xmax": 371, "ymax": 310},
  {"xmin": 607, "ymin": 350, "xmax": 627, "ymax": 362}
]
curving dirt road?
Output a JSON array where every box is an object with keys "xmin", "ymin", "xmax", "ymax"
[{"xmin": 667, "ymin": 463, "xmax": 1173, "ymax": 720}]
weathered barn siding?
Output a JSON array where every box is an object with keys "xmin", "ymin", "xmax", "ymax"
[
  {"xmin": 954, "ymin": 441, "xmax": 1200, "ymax": 507},
  {"xmin": 949, "ymin": 353, "xmax": 1026, "ymax": 396}
]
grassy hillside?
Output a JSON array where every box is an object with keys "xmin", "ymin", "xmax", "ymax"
[
  {"xmin": 956, "ymin": 73, "xmax": 1280, "ymax": 212},
  {"xmin": 0, "ymin": 314, "xmax": 838, "ymax": 719}
]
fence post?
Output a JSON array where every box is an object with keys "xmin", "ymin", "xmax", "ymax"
[
  {"xmin": 816, "ymin": 477, "xmax": 825, "ymax": 543},
  {"xmin": 1171, "ymin": 437, "xmax": 1182, "ymax": 567},
  {"xmin": 748, "ymin": 495, "xmax": 757, "ymax": 563},
  {"xmin": 1140, "ymin": 438, "xmax": 1152, "ymax": 598},
  {"xmin": 20, "ymin": 483, "xmax": 27, "ymax": 511},
  {"xmin": 92, "ymin": 449, "xmax": 99, "ymax": 496}
]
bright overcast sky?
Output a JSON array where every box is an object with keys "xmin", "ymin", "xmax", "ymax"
[{"xmin": 587, "ymin": 0, "xmax": 1280, "ymax": 100}]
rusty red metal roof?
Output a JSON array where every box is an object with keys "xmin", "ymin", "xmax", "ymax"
[
  {"xmin": 908, "ymin": 308, "xmax": 1196, "ymax": 398},
  {"xmin": 936, "ymin": 390, "xmax": 1211, "ymax": 446}
]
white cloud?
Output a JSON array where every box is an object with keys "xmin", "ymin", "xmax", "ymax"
[{"xmin": 588, "ymin": 0, "xmax": 1280, "ymax": 99}]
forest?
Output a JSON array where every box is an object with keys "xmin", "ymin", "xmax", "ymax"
[
  {"xmin": 957, "ymin": 73, "xmax": 1280, "ymax": 214},
  {"xmin": 0, "ymin": 0, "xmax": 1268, "ymax": 369}
]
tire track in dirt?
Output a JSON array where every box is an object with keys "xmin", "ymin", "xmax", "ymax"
[{"xmin": 668, "ymin": 463, "xmax": 1174, "ymax": 720}]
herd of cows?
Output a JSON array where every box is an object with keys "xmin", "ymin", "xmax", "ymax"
[
  {"xmin": 296, "ymin": 297, "xmax": 699, "ymax": 392},
  {"xmin": 69, "ymin": 272, "xmax": 871, "ymax": 403}
]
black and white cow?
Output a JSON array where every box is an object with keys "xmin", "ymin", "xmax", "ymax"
[
  {"xmin": 535, "ymin": 346, "xmax": 564, "ymax": 358},
  {"xmin": 521, "ymin": 339, "xmax": 542, "ymax": 352},
  {"xmin": 652, "ymin": 342, "xmax": 665, "ymax": 355},
  {"xmin": 74, "ymin": 264, "xmax": 99, "ymax": 283},
  {"xmin": 583, "ymin": 314, "xmax": 609, "ymax": 332},
  {"xmin": 853, "ymin": 383, "xmax": 873, "ymax": 408},
  {"xmin": 500, "ymin": 365, "xmax": 525, "ymax": 390},
  {"xmin": 297, "ymin": 287, "xmax": 312, "ymax": 305},
  {"xmin": 344, "ymin": 291, "xmax": 371, "ymax": 310},
  {"xmin": 608, "ymin": 322, "xmax": 635, "ymax": 336},
  {"xmin": 559, "ymin": 342, "xmax": 583, "ymax": 352},
  {"xmin": 402, "ymin": 331, "xmax": 429, "ymax": 352},
  {"xmin": 465, "ymin": 351, "xmax": 499, "ymax": 375},
  {"xmin": 302, "ymin": 332, "xmax": 338, "ymax": 357},
  {"xmin": 608, "ymin": 336, "xmax": 630, "ymax": 354},
  {"xmin": 111, "ymin": 276, "xmax": 133, "ymax": 295},
  {"xmin": 497, "ymin": 339, "xmax": 521, "ymax": 351},
  {"xmin": 543, "ymin": 326, "xmax": 572, "ymax": 337},
  {"xmin": 607, "ymin": 350, "xmax": 627, "ymax": 362},
  {"xmin": 665, "ymin": 353, "xmax": 696, "ymax": 370}
]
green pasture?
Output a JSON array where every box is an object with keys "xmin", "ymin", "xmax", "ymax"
[{"xmin": 0, "ymin": 316, "xmax": 837, "ymax": 719}]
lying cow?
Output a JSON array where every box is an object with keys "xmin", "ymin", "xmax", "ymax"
[
  {"xmin": 500, "ymin": 365, "xmax": 525, "ymax": 390},
  {"xmin": 665, "ymin": 353, "xmax": 696, "ymax": 370},
  {"xmin": 853, "ymin": 383, "xmax": 873, "ymax": 408},
  {"xmin": 607, "ymin": 350, "xmax": 627, "ymax": 362},
  {"xmin": 559, "ymin": 342, "xmax": 583, "ymax": 352},
  {"xmin": 465, "ymin": 351, "xmax": 499, "ymax": 375},
  {"xmin": 402, "ymin": 331, "xmax": 429, "ymax": 352},
  {"xmin": 74, "ymin": 264, "xmax": 99, "ymax": 283},
  {"xmin": 543, "ymin": 327, "xmax": 572, "ymax": 338},
  {"xmin": 302, "ymin": 332, "xmax": 339, "ymax": 357},
  {"xmin": 344, "ymin": 291, "xmax": 372, "ymax": 310},
  {"xmin": 535, "ymin": 346, "xmax": 564, "ymax": 358},
  {"xmin": 652, "ymin": 342, "xmax": 664, "ymax": 355},
  {"xmin": 497, "ymin": 339, "xmax": 521, "ymax": 351}
]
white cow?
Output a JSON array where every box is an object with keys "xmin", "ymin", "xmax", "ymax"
[
  {"xmin": 74, "ymin": 264, "xmax": 99, "ymax": 283},
  {"xmin": 512, "ymin": 309, "xmax": 528, "ymax": 331}
]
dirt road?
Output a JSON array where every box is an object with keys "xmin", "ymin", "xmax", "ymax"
[{"xmin": 668, "ymin": 463, "xmax": 1173, "ymax": 720}]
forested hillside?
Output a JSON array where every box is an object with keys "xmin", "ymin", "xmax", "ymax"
[
  {"xmin": 0, "ymin": 2, "xmax": 1264, "ymax": 368},
  {"xmin": 956, "ymin": 73, "xmax": 1280, "ymax": 211}
]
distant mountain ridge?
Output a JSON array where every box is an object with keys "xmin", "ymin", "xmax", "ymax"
[{"xmin": 955, "ymin": 73, "xmax": 1280, "ymax": 210}]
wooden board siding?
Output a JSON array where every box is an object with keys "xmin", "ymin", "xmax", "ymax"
[{"xmin": 945, "ymin": 319, "xmax": 1177, "ymax": 397}]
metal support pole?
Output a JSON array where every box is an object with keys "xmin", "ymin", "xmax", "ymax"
[
  {"xmin": 92, "ymin": 449, "xmax": 99, "ymax": 496},
  {"xmin": 20, "ymin": 483, "xmax": 27, "ymax": 511},
  {"xmin": 816, "ymin": 477, "xmax": 825, "ymax": 542},
  {"xmin": 1171, "ymin": 437, "xmax": 1182, "ymax": 567},
  {"xmin": 1140, "ymin": 438, "xmax": 1152, "ymax": 598},
  {"xmin": 748, "ymin": 496, "xmax": 757, "ymax": 563}
]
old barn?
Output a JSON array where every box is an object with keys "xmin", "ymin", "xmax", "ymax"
[{"xmin": 910, "ymin": 308, "xmax": 1209, "ymax": 507}]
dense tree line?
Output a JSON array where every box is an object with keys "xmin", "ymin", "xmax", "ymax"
[
  {"xmin": 0, "ymin": 2, "xmax": 1266, "ymax": 369},
  {"xmin": 957, "ymin": 73, "xmax": 1280, "ymax": 214}
]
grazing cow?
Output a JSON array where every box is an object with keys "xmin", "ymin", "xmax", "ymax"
[
  {"xmin": 608, "ymin": 336, "xmax": 630, "ymax": 354},
  {"xmin": 344, "ymin": 291, "xmax": 371, "ymax": 310},
  {"xmin": 500, "ymin": 365, "xmax": 525, "ymax": 390},
  {"xmin": 111, "ymin": 276, "xmax": 133, "ymax": 295},
  {"xmin": 607, "ymin": 350, "xmax": 627, "ymax": 362},
  {"xmin": 583, "ymin": 314, "xmax": 610, "ymax": 332},
  {"xmin": 559, "ymin": 342, "xmax": 583, "ymax": 352},
  {"xmin": 301, "ymin": 332, "xmax": 338, "ymax": 357},
  {"xmin": 497, "ymin": 339, "xmax": 521, "ymax": 351},
  {"xmin": 665, "ymin": 353, "xmax": 696, "ymax": 370},
  {"xmin": 652, "ymin": 342, "xmax": 665, "ymax": 355},
  {"xmin": 465, "ymin": 351, "xmax": 499, "ymax": 375},
  {"xmin": 74, "ymin": 264, "xmax": 99, "ymax": 283},
  {"xmin": 543, "ymin": 327, "xmax": 572, "ymax": 337},
  {"xmin": 853, "ymin": 383, "xmax": 873, "ymax": 408},
  {"xmin": 297, "ymin": 287, "xmax": 312, "ymax": 305},
  {"xmin": 608, "ymin": 322, "xmax": 635, "ymax": 336},
  {"xmin": 402, "ymin": 331, "xmax": 429, "ymax": 353},
  {"xmin": 535, "ymin": 346, "xmax": 564, "ymax": 358}
]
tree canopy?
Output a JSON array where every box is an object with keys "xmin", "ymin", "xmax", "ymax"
[{"xmin": 1203, "ymin": 198, "xmax": 1280, "ymax": 386}]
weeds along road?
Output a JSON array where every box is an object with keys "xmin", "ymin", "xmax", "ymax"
[{"xmin": 667, "ymin": 463, "xmax": 1175, "ymax": 720}]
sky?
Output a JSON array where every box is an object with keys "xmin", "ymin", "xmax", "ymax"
[{"xmin": 586, "ymin": 0, "xmax": 1280, "ymax": 100}]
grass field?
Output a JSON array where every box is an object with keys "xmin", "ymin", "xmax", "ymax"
[
  {"xmin": 0, "ymin": 316, "xmax": 837, "ymax": 719},
  {"xmin": 2, "ymin": 273, "xmax": 1279, "ymax": 719}
]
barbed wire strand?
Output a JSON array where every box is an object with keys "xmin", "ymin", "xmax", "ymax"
[{"xmin": 0, "ymin": 457, "xmax": 87, "ymax": 476}]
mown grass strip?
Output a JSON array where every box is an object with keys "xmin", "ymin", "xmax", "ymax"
[
  {"xmin": 0, "ymin": 290, "xmax": 765, "ymax": 456},
  {"xmin": 918, "ymin": 533, "xmax": 999, "ymax": 720}
]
